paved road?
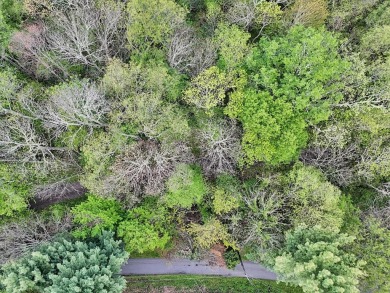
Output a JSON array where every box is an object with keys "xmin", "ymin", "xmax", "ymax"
[{"xmin": 121, "ymin": 258, "xmax": 277, "ymax": 280}]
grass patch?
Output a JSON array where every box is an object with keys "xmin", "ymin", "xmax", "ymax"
[{"xmin": 125, "ymin": 275, "xmax": 303, "ymax": 293}]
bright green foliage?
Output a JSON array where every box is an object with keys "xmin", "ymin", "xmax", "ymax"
[
  {"xmin": 228, "ymin": 89, "xmax": 308, "ymax": 164},
  {"xmin": 187, "ymin": 218, "xmax": 236, "ymax": 249},
  {"xmin": 215, "ymin": 23, "xmax": 250, "ymax": 70},
  {"xmin": 0, "ymin": 164, "xmax": 29, "ymax": 217},
  {"xmin": 0, "ymin": 231, "xmax": 128, "ymax": 293},
  {"xmin": 354, "ymin": 218, "xmax": 390, "ymax": 293},
  {"xmin": 183, "ymin": 66, "xmax": 229, "ymax": 113},
  {"xmin": 212, "ymin": 175, "xmax": 241, "ymax": 215},
  {"xmin": 0, "ymin": 0, "xmax": 23, "ymax": 47},
  {"xmin": 274, "ymin": 225, "xmax": 365, "ymax": 293},
  {"xmin": 126, "ymin": 0, "xmax": 186, "ymax": 49},
  {"xmin": 0, "ymin": 68, "xmax": 19, "ymax": 111},
  {"xmin": 71, "ymin": 194, "xmax": 123, "ymax": 238},
  {"xmin": 226, "ymin": 26, "xmax": 349, "ymax": 165},
  {"xmin": 164, "ymin": 164, "xmax": 207, "ymax": 209},
  {"xmin": 288, "ymin": 164, "xmax": 344, "ymax": 229},
  {"xmin": 117, "ymin": 200, "xmax": 171, "ymax": 254}
]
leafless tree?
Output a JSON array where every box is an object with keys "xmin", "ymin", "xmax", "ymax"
[
  {"xmin": 33, "ymin": 180, "xmax": 85, "ymax": 202},
  {"xmin": 168, "ymin": 26, "xmax": 197, "ymax": 73},
  {"xmin": 0, "ymin": 117, "xmax": 66, "ymax": 164},
  {"xmin": 300, "ymin": 125, "xmax": 359, "ymax": 187},
  {"xmin": 226, "ymin": 0, "xmax": 288, "ymax": 32},
  {"xmin": 38, "ymin": 80, "xmax": 110, "ymax": 138},
  {"xmin": 198, "ymin": 119, "xmax": 242, "ymax": 177},
  {"xmin": 226, "ymin": 1, "xmax": 256, "ymax": 29},
  {"xmin": 168, "ymin": 27, "xmax": 217, "ymax": 76},
  {"xmin": 357, "ymin": 139, "xmax": 389, "ymax": 183},
  {"xmin": 0, "ymin": 213, "xmax": 73, "ymax": 264},
  {"xmin": 103, "ymin": 140, "xmax": 194, "ymax": 207},
  {"xmin": 45, "ymin": 0, "xmax": 126, "ymax": 74},
  {"xmin": 7, "ymin": 22, "xmax": 68, "ymax": 79},
  {"xmin": 7, "ymin": 0, "xmax": 126, "ymax": 79},
  {"xmin": 230, "ymin": 182, "xmax": 288, "ymax": 251}
]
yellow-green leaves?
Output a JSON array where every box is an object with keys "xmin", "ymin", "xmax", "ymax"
[
  {"xmin": 183, "ymin": 66, "xmax": 228, "ymax": 113},
  {"xmin": 127, "ymin": 0, "xmax": 186, "ymax": 49},
  {"xmin": 215, "ymin": 23, "xmax": 250, "ymax": 70}
]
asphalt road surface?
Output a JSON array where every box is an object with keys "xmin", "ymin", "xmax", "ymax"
[{"xmin": 121, "ymin": 258, "xmax": 277, "ymax": 280}]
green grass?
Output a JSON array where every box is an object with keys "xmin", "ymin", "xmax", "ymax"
[{"xmin": 125, "ymin": 275, "xmax": 303, "ymax": 293}]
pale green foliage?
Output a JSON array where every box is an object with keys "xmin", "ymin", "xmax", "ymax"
[
  {"xmin": 80, "ymin": 131, "xmax": 126, "ymax": 195},
  {"xmin": 117, "ymin": 200, "xmax": 171, "ymax": 254},
  {"xmin": 274, "ymin": 225, "xmax": 365, "ymax": 293},
  {"xmin": 183, "ymin": 66, "xmax": 229, "ymax": 113},
  {"xmin": 71, "ymin": 194, "xmax": 123, "ymax": 238},
  {"xmin": 360, "ymin": 25, "xmax": 390, "ymax": 60},
  {"xmin": 212, "ymin": 175, "xmax": 241, "ymax": 215},
  {"xmin": 164, "ymin": 164, "xmax": 207, "ymax": 209},
  {"xmin": 126, "ymin": 0, "xmax": 186, "ymax": 49},
  {"xmin": 214, "ymin": 23, "xmax": 250, "ymax": 70},
  {"xmin": 213, "ymin": 188, "xmax": 239, "ymax": 215},
  {"xmin": 121, "ymin": 93, "xmax": 190, "ymax": 143},
  {"xmin": 1, "ymin": 251, "xmax": 50, "ymax": 293},
  {"xmin": 104, "ymin": 59, "xmax": 190, "ymax": 142},
  {"xmin": 187, "ymin": 218, "xmax": 236, "ymax": 249},
  {"xmin": 1, "ymin": 231, "xmax": 128, "ymax": 293},
  {"xmin": 226, "ymin": 26, "xmax": 349, "ymax": 165},
  {"xmin": 103, "ymin": 59, "xmax": 183, "ymax": 101},
  {"xmin": 288, "ymin": 164, "xmax": 344, "ymax": 229}
]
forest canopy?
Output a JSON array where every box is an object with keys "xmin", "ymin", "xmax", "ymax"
[{"xmin": 0, "ymin": 0, "xmax": 389, "ymax": 293}]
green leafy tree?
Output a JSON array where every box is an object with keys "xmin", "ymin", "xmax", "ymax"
[
  {"xmin": 183, "ymin": 66, "xmax": 229, "ymax": 113},
  {"xmin": 80, "ymin": 131, "xmax": 127, "ymax": 196},
  {"xmin": 71, "ymin": 194, "xmax": 123, "ymax": 238},
  {"xmin": 0, "ymin": 164, "xmax": 30, "ymax": 217},
  {"xmin": 212, "ymin": 175, "xmax": 241, "ymax": 215},
  {"xmin": 288, "ymin": 164, "xmax": 344, "ymax": 229},
  {"xmin": 354, "ymin": 218, "xmax": 390, "ymax": 293},
  {"xmin": 1, "ymin": 231, "xmax": 128, "ymax": 293},
  {"xmin": 214, "ymin": 23, "xmax": 250, "ymax": 70},
  {"xmin": 126, "ymin": 0, "xmax": 186, "ymax": 49},
  {"xmin": 360, "ymin": 25, "xmax": 390, "ymax": 61},
  {"xmin": 0, "ymin": 0, "xmax": 23, "ymax": 47},
  {"xmin": 164, "ymin": 164, "xmax": 207, "ymax": 209},
  {"xmin": 274, "ymin": 225, "xmax": 365, "ymax": 293},
  {"xmin": 187, "ymin": 218, "xmax": 236, "ymax": 249},
  {"xmin": 117, "ymin": 200, "xmax": 172, "ymax": 254},
  {"xmin": 226, "ymin": 26, "xmax": 349, "ymax": 165}
]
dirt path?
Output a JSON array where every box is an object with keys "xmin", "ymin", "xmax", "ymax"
[{"xmin": 121, "ymin": 258, "xmax": 277, "ymax": 280}]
